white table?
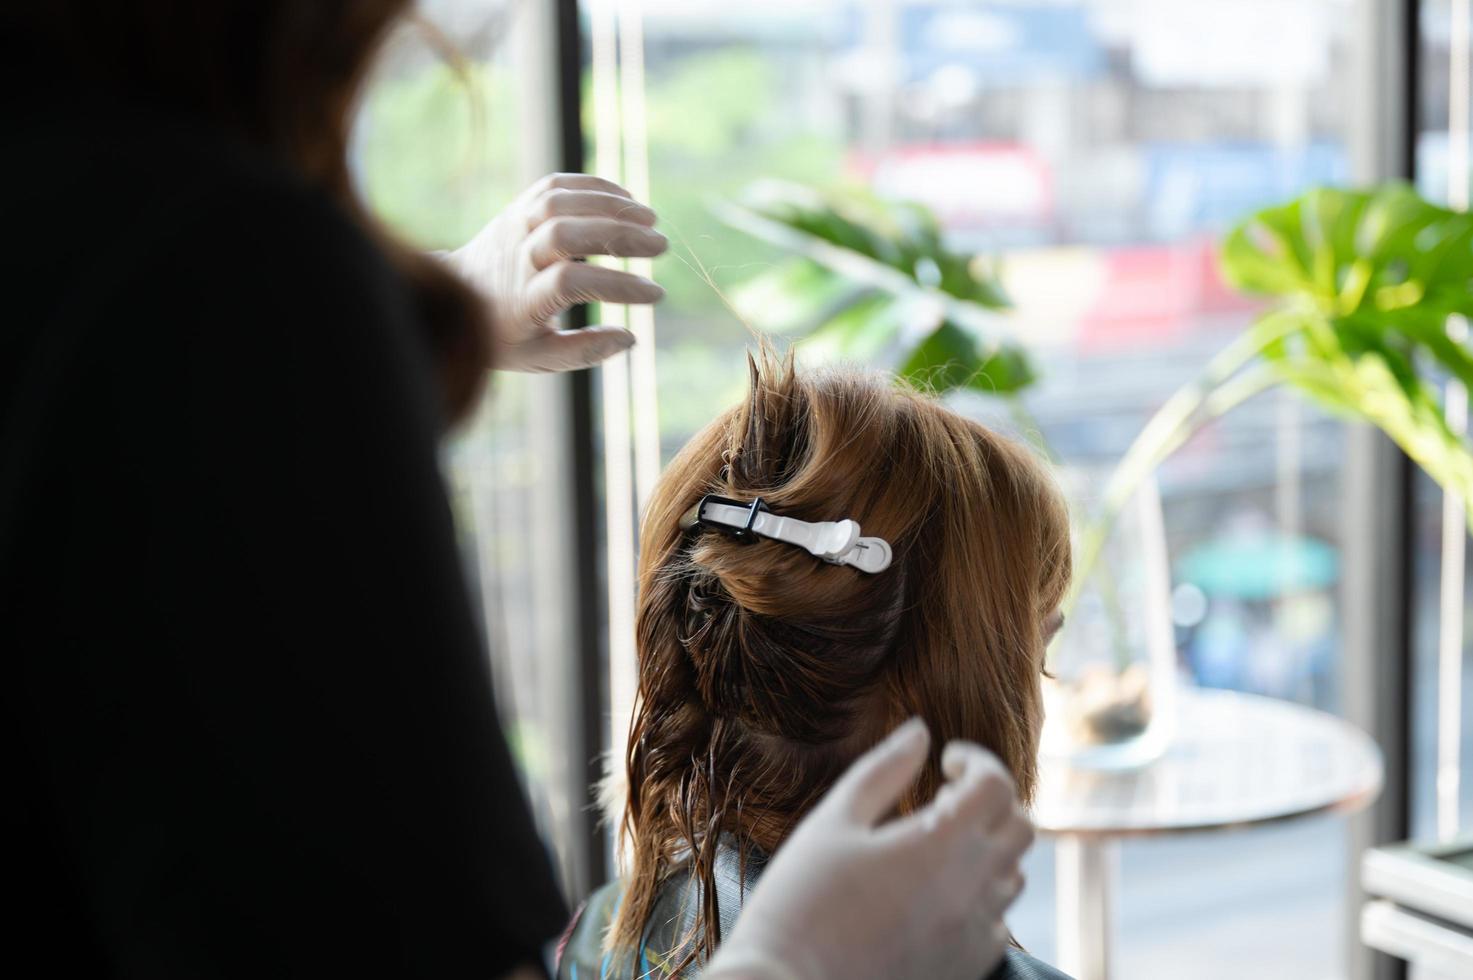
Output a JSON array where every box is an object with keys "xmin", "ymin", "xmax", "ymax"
[{"xmin": 1032, "ymin": 688, "xmax": 1384, "ymax": 980}]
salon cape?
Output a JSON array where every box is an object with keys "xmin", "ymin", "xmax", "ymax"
[{"xmin": 557, "ymin": 835, "xmax": 1074, "ymax": 980}]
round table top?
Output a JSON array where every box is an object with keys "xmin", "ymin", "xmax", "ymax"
[{"xmin": 1032, "ymin": 688, "xmax": 1384, "ymax": 838}]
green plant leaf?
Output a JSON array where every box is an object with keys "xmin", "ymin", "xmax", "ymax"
[
  {"xmin": 1081, "ymin": 183, "xmax": 1473, "ymax": 594},
  {"xmin": 719, "ymin": 180, "xmax": 1019, "ymax": 397},
  {"xmin": 1396, "ymin": 312, "xmax": 1473, "ymax": 391},
  {"xmin": 725, "ymin": 258, "xmax": 863, "ymax": 334},
  {"xmin": 1226, "ymin": 184, "xmax": 1473, "ymax": 313},
  {"xmin": 898, "ymin": 320, "xmax": 1036, "ymax": 395},
  {"xmin": 1217, "ymin": 187, "xmax": 1473, "ymax": 531},
  {"xmin": 1275, "ymin": 355, "xmax": 1473, "ymax": 527},
  {"xmin": 800, "ymin": 293, "xmax": 905, "ymax": 364}
]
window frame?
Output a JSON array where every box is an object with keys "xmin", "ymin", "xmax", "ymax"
[{"xmin": 543, "ymin": 5, "xmax": 1430, "ymax": 974}]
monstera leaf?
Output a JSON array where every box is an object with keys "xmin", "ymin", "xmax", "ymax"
[
  {"xmin": 1223, "ymin": 185, "xmax": 1473, "ymax": 322},
  {"xmin": 718, "ymin": 180, "xmax": 1032, "ymax": 396},
  {"xmin": 1073, "ymin": 184, "xmax": 1473, "ymax": 602},
  {"xmin": 1221, "ymin": 184, "xmax": 1473, "ymax": 517}
]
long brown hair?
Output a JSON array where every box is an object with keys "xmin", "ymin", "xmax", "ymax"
[
  {"xmin": 614, "ymin": 350, "xmax": 1072, "ymax": 966},
  {"xmin": 7, "ymin": 1, "xmax": 490, "ymax": 420}
]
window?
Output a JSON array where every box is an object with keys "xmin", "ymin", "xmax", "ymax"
[
  {"xmin": 352, "ymin": 1, "xmax": 1443, "ymax": 972},
  {"xmin": 355, "ymin": 0, "xmax": 597, "ymax": 899},
  {"xmin": 1409, "ymin": 0, "xmax": 1472, "ymax": 844},
  {"xmin": 587, "ymin": 1, "xmax": 1380, "ymax": 974}
]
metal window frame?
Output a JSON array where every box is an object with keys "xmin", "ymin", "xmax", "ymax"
[
  {"xmin": 493, "ymin": 0, "xmax": 611, "ymax": 898},
  {"xmin": 551, "ymin": 0, "xmax": 611, "ymax": 894},
  {"xmin": 1345, "ymin": 2, "xmax": 1420, "ymax": 979}
]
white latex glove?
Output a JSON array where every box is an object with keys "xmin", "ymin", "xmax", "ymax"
[
  {"xmin": 446, "ymin": 173, "xmax": 668, "ymax": 373},
  {"xmin": 705, "ymin": 719, "xmax": 1033, "ymax": 980}
]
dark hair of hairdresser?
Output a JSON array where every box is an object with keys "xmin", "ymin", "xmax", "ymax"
[
  {"xmin": 613, "ymin": 350, "xmax": 1073, "ymax": 965},
  {"xmin": 4, "ymin": 1, "xmax": 490, "ymax": 420}
]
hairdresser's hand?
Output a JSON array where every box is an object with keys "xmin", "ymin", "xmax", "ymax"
[
  {"xmin": 706, "ymin": 720, "xmax": 1033, "ymax": 980},
  {"xmin": 447, "ymin": 173, "xmax": 667, "ymax": 373}
]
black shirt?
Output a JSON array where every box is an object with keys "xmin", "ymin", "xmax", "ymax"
[{"xmin": 2, "ymin": 97, "xmax": 568, "ymax": 976}]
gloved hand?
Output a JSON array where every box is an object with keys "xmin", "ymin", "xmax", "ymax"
[
  {"xmin": 446, "ymin": 173, "xmax": 668, "ymax": 373},
  {"xmin": 705, "ymin": 719, "xmax": 1033, "ymax": 980}
]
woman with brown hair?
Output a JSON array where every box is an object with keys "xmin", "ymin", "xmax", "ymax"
[
  {"xmin": 560, "ymin": 354, "xmax": 1073, "ymax": 979},
  {"xmin": 3, "ymin": 3, "xmax": 1037, "ymax": 978}
]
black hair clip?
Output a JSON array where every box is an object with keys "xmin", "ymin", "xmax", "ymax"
[{"xmin": 678, "ymin": 494, "xmax": 768, "ymax": 543}]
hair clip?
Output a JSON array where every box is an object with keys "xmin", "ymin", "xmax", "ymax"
[
  {"xmin": 678, "ymin": 494, "xmax": 893, "ymax": 574},
  {"xmin": 678, "ymin": 494, "xmax": 768, "ymax": 543}
]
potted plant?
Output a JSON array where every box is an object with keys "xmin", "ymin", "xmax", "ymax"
[{"xmin": 1086, "ymin": 183, "xmax": 1473, "ymax": 573}]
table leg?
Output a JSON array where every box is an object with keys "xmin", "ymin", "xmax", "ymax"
[{"xmin": 1054, "ymin": 836, "xmax": 1117, "ymax": 980}]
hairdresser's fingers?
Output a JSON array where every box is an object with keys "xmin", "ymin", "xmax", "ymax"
[
  {"xmin": 525, "ymin": 217, "xmax": 668, "ymax": 270},
  {"xmin": 525, "ymin": 172, "xmax": 637, "ymax": 202},
  {"xmin": 944, "ymin": 882, "xmax": 1012, "ymax": 978},
  {"xmin": 992, "ymin": 871, "xmax": 1027, "ymax": 913},
  {"xmin": 988, "ymin": 811, "xmax": 1035, "ymax": 871},
  {"xmin": 876, "ymin": 744, "xmax": 1019, "ymax": 851},
  {"xmin": 825, "ymin": 717, "xmax": 931, "ymax": 826},
  {"xmin": 959, "ymin": 811, "xmax": 1032, "ymax": 909},
  {"xmin": 496, "ymin": 325, "xmax": 635, "ymax": 374},
  {"xmin": 936, "ymin": 740, "xmax": 1018, "ymax": 832},
  {"xmin": 971, "ymin": 918, "xmax": 1014, "ymax": 968},
  {"xmin": 524, "ymin": 262, "xmax": 664, "ymax": 324},
  {"xmin": 526, "ymin": 189, "xmax": 658, "ymax": 231}
]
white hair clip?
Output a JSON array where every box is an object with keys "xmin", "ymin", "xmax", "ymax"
[{"xmin": 678, "ymin": 495, "xmax": 893, "ymax": 574}]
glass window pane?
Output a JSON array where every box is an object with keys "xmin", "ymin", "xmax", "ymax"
[
  {"xmin": 593, "ymin": 0, "xmax": 1377, "ymax": 973},
  {"xmin": 355, "ymin": 1, "xmax": 589, "ymax": 897},
  {"xmin": 1409, "ymin": 0, "xmax": 1473, "ymax": 844}
]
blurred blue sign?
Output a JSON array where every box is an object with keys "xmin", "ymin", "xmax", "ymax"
[
  {"xmin": 843, "ymin": 2, "xmax": 1106, "ymax": 87},
  {"xmin": 1143, "ymin": 142, "xmax": 1351, "ymax": 236},
  {"xmin": 898, "ymin": 3, "xmax": 1105, "ymax": 85}
]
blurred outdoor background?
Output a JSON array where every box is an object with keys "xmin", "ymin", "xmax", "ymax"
[{"xmin": 351, "ymin": 2, "xmax": 1473, "ymax": 977}]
